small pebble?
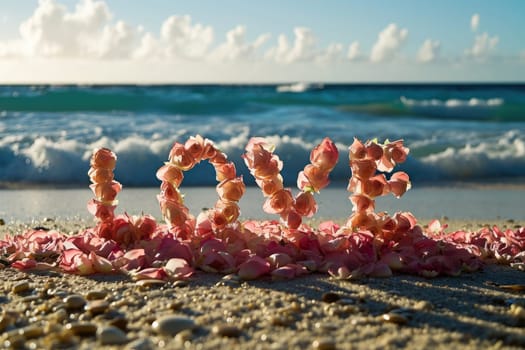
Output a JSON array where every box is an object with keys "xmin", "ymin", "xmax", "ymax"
[
  {"xmin": 21, "ymin": 296, "xmax": 40, "ymax": 303},
  {"xmin": 321, "ymin": 292, "xmax": 340, "ymax": 303},
  {"xmin": 51, "ymin": 309, "xmax": 68, "ymax": 323},
  {"xmin": 136, "ymin": 279, "xmax": 166, "ymax": 289},
  {"xmin": 222, "ymin": 274, "xmax": 241, "ymax": 281},
  {"xmin": 65, "ymin": 322, "xmax": 98, "ymax": 337},
  {"xmin": 125, "ymin": 338, "xmax": 155, "ymax": 350},
  {"xmin": 212, "ymin": 324, "xmax": 242, "ymax": 338},
  {"xmin": 47, "ymin": 288, "xmax": 68, "ymax": 298},
  {"xmin": 12, "ymin": 281, "xmax": 31, "ymax": 294},
  {"xmin": 97, "ymin": 325, "xmax": 128, "ymax": 345},
  {"xmin": 152, "ymin": 315, "xmax": 195, "ymax": 336},
  {"xmin": 381, "ymin": 312, "xmax": 408, "ymax": 325},
  {"xmin": 312, "ymin": 338, "xmax": 337, "ymax": 350},
  {"xmin": 19, "ymin": 325, "xmax": 43, "ymax": 339},
  {"xmin": 413, "ymin": 300, "xmax": 434, "ymax": 311},
  {"xmin": 64, "ymin": 294, "xmax": 87, "ymax": 310},
  {"xmin": 85, "ymin": 290, "xmax": 108, "ymax": 301},
  {"xmin": 85, "ymin": 300, "xmax": 109, "ymax": 315},
  {"xmin": 173, "ymin": 280, "xmax": 188, "ymax": 288},
  {"xmin": 215, "ymin": 280, "xmax": 240, "ymax": 288}
]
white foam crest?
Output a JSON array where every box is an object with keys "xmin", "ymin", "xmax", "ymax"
[
  {"xmin": 0, "ymin": 134, "xmax": 26, "ymax": 147},
  {"xmin": 23, "ymin": 137, "xmax": 82, "ymax": 169},
  {"xmin": 18, "ymin": 137, "xmax": 87, "ymax": 182},
  {"xmin": 421, "ymin": 130, "xmax": 525, "ymax": 179},
  {"xmin": 215, "ymin": 126, "xmax": 250, "ymax": 153},
  {"xmin": 2, "ymin": 129, "xmax": 524, "ymax": 186},
  {"xmin": 276, "ymin": 82, "xmax": 323, "ymax": 93},
  {"xmin": 401, "ymin": 96, "xmax": 504, "ymax": 108}
]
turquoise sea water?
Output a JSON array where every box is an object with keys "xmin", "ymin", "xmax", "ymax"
[{"xmin": 0, "ymin": 83, "xmax": 524, "ymax": 187}]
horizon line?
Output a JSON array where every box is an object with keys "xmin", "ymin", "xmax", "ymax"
[{"xmin": 1, "ymin": 81, "xmax": 524, "ymax": 87}]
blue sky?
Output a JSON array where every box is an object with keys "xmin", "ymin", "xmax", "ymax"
[{"xmin": 0, "ymin": 0, "xmax": 524, "ymax": 83}]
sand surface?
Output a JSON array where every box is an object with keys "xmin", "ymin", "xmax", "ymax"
[
  {"xmin": 1, "ymin": 219, "xmax": 525, "ymax": 349},
  {"xmin": 2, "ymin": 185, "xmax": 525, "ymax": 223}
]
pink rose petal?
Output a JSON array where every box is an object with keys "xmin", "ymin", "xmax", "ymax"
[{"xmin": 238, "ymin": 256, "xmax": 271, "ymax": 280}]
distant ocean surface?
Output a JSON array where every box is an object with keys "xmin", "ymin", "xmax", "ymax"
[{"xmin": 1, "ymin": 83, "xmax": 524, "ymax": 188}]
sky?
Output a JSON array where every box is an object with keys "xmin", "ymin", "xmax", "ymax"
[{"xmin": 0, "ymin": 0, "xmax": 524, "ymax": 83}]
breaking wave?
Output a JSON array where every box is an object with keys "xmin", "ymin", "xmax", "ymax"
[
  {"xmin": 1, "ymin": 84, "xmax": 524, "ymax": 187},
  {"xmin": 1, "ymin": 130, "xmax": 524, "ymax": 187}
]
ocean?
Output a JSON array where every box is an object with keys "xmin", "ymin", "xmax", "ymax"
[{"xmin": 1, "ymin": 83, "xmax": 524, "ymax": 187}]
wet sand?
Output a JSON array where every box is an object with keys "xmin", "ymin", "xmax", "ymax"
[{"xmin": 1, "ymin": 184, "xmax": 525, "ymax": 224}]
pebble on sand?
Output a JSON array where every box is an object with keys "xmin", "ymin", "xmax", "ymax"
[
  {"xmin": 84, "ymin": 300, "xmax": 110, "ymax": 315},
  {"xmin": 64, "ymin": 294, "xmax": 87, "ymax": 310},
  {"xmin": 321, "ymin": 292, "xmax": 340, "ymax": 303},
  {"xmin": 65, "ymin": 322, "xmax": 98, "ymax": 337},
  {"xmin": 212, "ymin": 324, "xmax": 242, "ymax": 338},
  {"xmin": 125, "ymin": 337, "xmax": 155, "ymax": 350},
  {"xmin": 85, "ymin": 290, "xmax": 108, "ymax": 301},
  {"xmin": 151, "ymin": 315, "xmax": 195, "ymax": 336},
  {"xmin": 312, "ymin": 338, "xmax": 337, "ymax": 350},
  {"xmin": 97, "ymin": 325, "xmax": 129, "ymax": 345},
  {"xmin": 12, "ymin": 281, "xmax": 31, "ymax": 294},
  {"xmin": 381, "ymin": 312, "xmax": 408, "ymax": 325}
]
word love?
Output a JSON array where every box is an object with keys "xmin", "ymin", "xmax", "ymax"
[{"xmin": 89, "ymin": 135, "xmax": 411, "ymax": 239}]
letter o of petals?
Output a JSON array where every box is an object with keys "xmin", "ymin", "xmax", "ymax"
[{"xmin": 157, "ymin": 135, "xmax": 245, "ymax": 235}]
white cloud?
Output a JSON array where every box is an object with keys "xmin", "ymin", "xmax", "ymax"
[
  {"xmin": 0, "ymin": 0, "xmax": 215, "ymax": 61},
  {"xmin": 471, "ymin": 13, "xmax": 480, "ymax": 32},
  {"xmin": 316, "ymin": 43, "xmax": 344, "ymax": 63},
  {"xmin": 211, "ymin": 25, "xmax": 270, "ymax": 61},
  {"xmin": 465, "ymin": 32, "xmax": 499, "ymax": 59},
  {"xmin": 370, "ymin": 23, "xmax": 408, "ymax": 62},
  {"xmin": 347, "ymin": 41, "xmax": 361, "ymax": 61},
  {"xmin": 417, "ymin": 39, "xmax": 440, "ymax": 63},
  {"xmin": 265, "ymin": 27, "xmax": 317, "ymax": 63},
  {"xmin": 134, "ymin": 15, "xmax": 214, "ymax": 60},
  {"xmin": 97, "ymin": 21, "xmax": 136, "ymax": 58},
  {"xmin": 18, "ymin": 0, "xmax": 112, "ymax": 57},
  {"xmin": 0, "ymin": 0, "xmax": 140, "ymax": 59},
  {"xmin": 265, "ymin": 27, "xmax": 349, "ymax": 64},
  {"xmin": 158, "ymin": 15, "xmax": 213, "ymax": 59}
]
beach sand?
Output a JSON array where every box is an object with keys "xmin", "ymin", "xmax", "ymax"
[
  {"xmin": 1, "ymin": 218, "xmax": 525, "ymax": 349},
  {"xmin": 2, "ymin": 184, "xmax": 525, "ymax": 224}
]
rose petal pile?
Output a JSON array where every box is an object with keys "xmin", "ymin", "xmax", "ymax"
[{"xmin": 1, "ymin": 135, "xmax": 524, "ymax": 281}]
